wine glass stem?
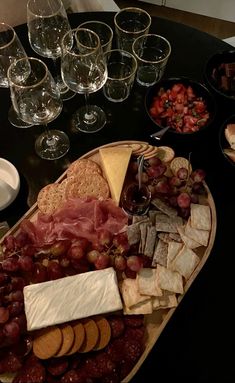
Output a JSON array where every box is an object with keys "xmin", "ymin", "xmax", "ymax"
[
  {"xmin": 84, "ymin": 93, "xmax": 97, "ymax": 124},
  {"xmin": 44, "ymin": 124, "xmax": 56, "ymax": 147},
  {"xmin": 52, "ymin": 57, "xmax": 68, "ymax": 94}
]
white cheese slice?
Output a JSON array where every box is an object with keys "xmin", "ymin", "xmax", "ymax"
[
  {"xmin": 24, "ymin": 267, "xmax": 123, "ymax": 331},
  {"xmin": 99, "ymin": 146, "xmax": 132, "ymax": 205}
]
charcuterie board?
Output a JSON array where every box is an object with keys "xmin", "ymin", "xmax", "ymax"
[{"xmin": 0, "ymin": 141, "xmax": 216, "ymax": 383}]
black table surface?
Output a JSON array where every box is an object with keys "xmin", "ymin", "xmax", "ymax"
[{"xmin": 1, "ymin": 12, "xmax": 235, "ymax": 383}]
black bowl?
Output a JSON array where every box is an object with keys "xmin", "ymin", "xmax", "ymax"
[
  {"xmin": 145, "ymin": 77, "xmax": 216, "ymax": 136},
  {"xmin": 204, "ymin": 49, "xmax": 235, "ymax": 101},
  {"xmin": 219, "ymin": 114, "xmax": 235, "ymax": 167}
]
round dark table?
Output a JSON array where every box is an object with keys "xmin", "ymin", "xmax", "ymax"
[{"xmin": 1, "ymin": 12, "xmax": 235, "ymax": 383}]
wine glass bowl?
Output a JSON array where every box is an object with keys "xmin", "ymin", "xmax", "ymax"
[
  {"xmin": 61, "ymin": 28, "xmax": 107, "ymax": 133},
  {"xmin": 8, "ymin": 57, "xmax": 70, "ymax": 160},
  {"xmin": 0, "ymin": 22, "xmax": 32, "ymax": 128},
  {"xmin": 27, "ymin": 0, "xmax": 74, "ymax": 100}
]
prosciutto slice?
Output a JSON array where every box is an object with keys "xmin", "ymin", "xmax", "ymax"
[{"xmin": 20, "ymin": 198, "xmax": 128, "ymax": 247}]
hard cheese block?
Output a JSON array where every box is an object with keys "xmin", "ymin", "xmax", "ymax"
[
  {"xmin": 24, "ymin": 267, "xmax": 123, "ymax": 331},
  {"xmin": 99, "ymin": 146, "xmax": 132, "ymax": 205}
]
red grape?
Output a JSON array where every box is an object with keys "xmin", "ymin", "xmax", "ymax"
[
  {"xmin": 21, "ymin": 244, "xmax": 35, "ymax": 257},
  {"xmin": 7, "ymin": 290, "xmax": 24, "ymax": 302},
  {"xmin": 179, "ymin": 207, "xmax": 190, "ymax": 219},
  {"xmin": 135, "ymin": 172, "xmax": 149, "ymax": 183},
  {"xmin": 177, "ymin": 192, "xmax": 191, "ymax": 208},
  {"xmin": 94, "ymin": 253, "xmax": 110, "ymax": 270},
  {"xmin": 87, "ymin": 249, "xmax": 100, "ymax": 264},
  {"xmin": 169, "ymin": 195, "xmax": 178, "ymax": 207},
  {"xmin": 8, "ymin": 302, "xmax": 24, "ymax": 317},
  {"xmin": 155, "ymin": 179, "xmax": 170, "ymax": 194},
  {"xmin": 47, "ymin": 261, "xmax": 64, "ymax": 280},
  {"xmin": 98, "ymin": 230, "xmax": 113, "ymax": 246},
  {"xmin": 2, "ymin": 235, "xmax": 17, "ymax": 252},
  {"xmin": 32, "ymin": 263, "xmax": 48, "ymax": 283},
  {"xmin": 177, "ymin": 167, "xmax": 188, "ymax": 180},
  {"xmin": 12, "ymin": 314, "xmax": 27, "ymax": 332},
  {"xmin": 15, "ymin": 231, "xmax": 30, "ymax": 248},
  {"xmin": 60, "ymin": 257, "xmax": 70, "ymax": 268},
  {"xmin": 192, "ymin": 182, "xmax": 205, "ymax": 194},
  {"xmin": 3, "ymin": 320, "xmax": 20, "ymax": 341},
  {"xmin": 191, "ymin": 169, "xmax": 206, "ymax": 183},
  {"xmin": 191, "ymin": 193, "xmax": 199, "ymax": 204},
  {"xmin": 0, "ymin": 273, "xmax": 10, "ymax": 286},
  {"xmin": 0, "ymin": 307, "xmax": 10, "ymax": 324},
  {"xmin": 2, "ymin": 257, "xmax": 19, "ymax": 272},
  {"xmin": 18, "ymin": 255, "xmax": 34, "ymax": 272},
  {"xmin": 70, "ymin": 258, "xmax": 90, "ymax": 273},
  {"xmin": 11, "ymin": 277, "xmax": 26, "ymax": 291},
  {"xmin": 146, "ymin": 164, "xmax": 166, "ymax": 178},
  {"xmin": 49, "ymin": 240, "xmax": 71, "ymax": 257},
  {"xmin": 113, "ymin": 233, "xmax": 130, "ymax": 254},
  {"xmin": 67, "ymin": 244, "xmax": 84, "ymax": 261},
  {"xmin": 168, "ymin": 176, "xmax": 182, "ymax": 187},
  {"xmin": 114, "ymin": 255, "xmax": 127, "ymax": 271},
  {"xmin": 124, "ymin": 268, "xmax": 137, "ymax": 279},
  {"xmin": 126, "ymin": 255, "xmax": 143, "ymax": 272},
  {"xmin": 148, "ymin": 157, "xmax": 162, "ymax": 167}
]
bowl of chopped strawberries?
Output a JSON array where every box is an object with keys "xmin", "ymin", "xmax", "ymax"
[
  {"xmin": 204, "ymin": 49, "xmax": 235, "ymax": 101},
  {"xmin": 145, "ymin": 77, "xmax": 216, "ymax": 135}
]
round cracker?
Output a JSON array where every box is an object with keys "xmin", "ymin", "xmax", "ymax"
[
  {"xmin": 156, "ymin": 146, "xmax": 175, "ymax": 163},
  {"xmin": 65, "ymin": 173, "xmax": 109, "ymax": 200},
  {"xmin": 55, "ymin": 324, "xmax": 74, "ymax": 357},
  {"xmin": 170, "ymin": 156, "xmax": 192, "ymax": 176},
  {"xmin": 37, "ymin": 183, "xmax": 63, "ymax": 215},
  {"xmin": 78, "ymin": 319, "xmax": 99, "ymax": 353},
  {"xmin": 67, "ymin": 158, "xmax": 102, "ymax": 178},
  {"xmin": 132, "ymin": 143, "xmax": 149, "ymax": 155},
  {"xmin": 93, "ymin": 316, "xmax": 111, "ymax": 351},
  {"xmin": 33, "ymin": 326, "xmax": 62, "ymax": 360},
  {"xmin": 66, "ymin": 322, "xmax": 85, "ymax": 355},
  {"xmin": 143, "ymin": 147, "xmax": 159, "ymax": 159}
]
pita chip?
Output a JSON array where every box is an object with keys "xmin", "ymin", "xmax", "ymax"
[
  {"xmin": 177, "ymin": 225, "xmax": 201, "ymax": 249},
  {"xmin": 123, "ymin": 299, "xmax": 153, "ymax": 315},
  {"xmin": 152, "ymin": 239, "xmax": 168, "ymax": 267},
  {"xmin": 144, "ymin": 226, "xmax": 157, "ymax": 258},
  {"xmin": 120, "ymin": 278, "xmax": 150, "ymax": 308},
  {"xmin": 167, "ymin": 241, "xmax": 183, "ymax": 269},
  {"xmin": 137, "ymin": 268, "xmax": 162, "ymax": 297},
  {"xmin": 190, "ymin": 203, "xmax": 211, "ymax": 231}
]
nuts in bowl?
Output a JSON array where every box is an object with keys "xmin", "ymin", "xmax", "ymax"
[{"xmin": 145, "ymin": 77, "xmax": 216, "ymax": 135}]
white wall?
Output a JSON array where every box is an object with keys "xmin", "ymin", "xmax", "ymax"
[{"xmin": 137, "ymin": 0, "xmax": 235, "ymax": 23}]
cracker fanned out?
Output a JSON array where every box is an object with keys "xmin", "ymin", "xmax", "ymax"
[
  {"xmin": 152, "ymin": 291, "xmax": 178, "ymax": 310},
  {"xmin": 185, "ymin": 218, "xmax": 210, "ymax": 246},
  {"xmin": 171, "ymin": 246, "xmax": 200, "ymax": 280},
  {"xmin": 155, "ymin": 214, "xmax": 183, "ymax": 233},
  {"xmin": 190, "ymin": 203, "xmax": 211, "ymax": 231},
  {"xmin": 120, "ymin": 278, "xmax": 150, "ymax": 308},
  {"xmin": 139, "ymin": 222, "xmax": 150, "ymax": 253},
  {"xmin": 137, "ymin": 268, "xmax": 162, "ymax": 297},
  {"xmin": 126, "ymin": 223, "xmax": 141, "ymax": 246},
  {"xmin": 156, "ymin": 265, "xmax": 184, "ymax": 294},
  {"xmin": 151, "ymin": 197, "xmax": 178, "ymax": 217}
]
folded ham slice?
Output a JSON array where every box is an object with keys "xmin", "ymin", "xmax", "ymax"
[{"xmin": 20, "ymin": 197, "xmax": 128, "ymax": 247}]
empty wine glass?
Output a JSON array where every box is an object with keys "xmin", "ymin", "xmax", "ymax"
[
  {"xmin": 7, "ymin": 57, "xmax": 70, "ymax": 160},
  {"xmin": 27, "ymin": 0, "xmax": 74, "ymax": 100},
  {"xmin": 78, "ymin": 21, "xmax": 113, "ymax": 53},
  {"xmin": 0, "ymin": 22, "xmax": 31, "ymax": 128},
  {"xmin": 61, "ymin": 28, "xmax": 107, "ymax": 133}
]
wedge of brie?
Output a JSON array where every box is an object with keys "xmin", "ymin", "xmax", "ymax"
[
  {"xmin": 99, "ymin": 146, "xmax": 132, "ymax": 205},
  {"xmin": 24, "ymin": 267, "xmax": 123, "ymax": 331}
]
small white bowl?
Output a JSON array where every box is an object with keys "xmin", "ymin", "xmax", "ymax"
[{"xmin": 0, "ymin": 158, "xmax": 20, "ymax": 211}]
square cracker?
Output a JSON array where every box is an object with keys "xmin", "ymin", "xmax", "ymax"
[
  {"xmin": 177, "ymin": 225, "xmax": 201, "ymax": 249},
  {"xmin": 171, "ymin": 245, "xmax": 200, "ymax": 280},
  {"xmin": 120, "ymin": 278, "xmax": 150, "ymax": 308},
  {"xmin": 144, "ymin": 226, "xmax": 157, "ymax": 258},
  {"xmin": 137, "ymin": 268, "xmax": 162, "ymax": 297},
  {"xmin": 167, "ymin": 241, "xmax": 183, "ymax": 269},
  {"xmin": 190, "ymin": 203, "xmax": 211, "ymax": 231},
  {"xmin": 152, "ymin": 239, "xmax": 168, "ymax": 267},
  {"xmin": 185, "ymin": 218, "xmax": 210, "ymax": 246},
  {"xmin": 123, "ymin": 299, "xmax": 153, "ymax": 315},
  {"xmin": 156, "ymin": 265, "xmax": 184, "ymax": 294}
]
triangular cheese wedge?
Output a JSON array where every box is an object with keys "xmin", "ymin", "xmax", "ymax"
[{"xmin": 99, "ymin": 147, "xmax": 132, "ymax": 205}]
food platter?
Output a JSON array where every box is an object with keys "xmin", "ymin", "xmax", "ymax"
[{"xmin": 0, "ymin": 141, "xmax": 216, "ymax": 383}]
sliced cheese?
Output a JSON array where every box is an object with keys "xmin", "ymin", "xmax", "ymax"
[
  {"xmin": 24, "ymin": 267, "xmax": 123, "ymax": 331},
  {"xmin": 99, "ymin": 146, "xmax": 132, "ymax": 205}
]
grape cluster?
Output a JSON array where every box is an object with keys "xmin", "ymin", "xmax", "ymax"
[{"xmin": 130, "ymin": 156, "xmax": 206, "ymax": 219}]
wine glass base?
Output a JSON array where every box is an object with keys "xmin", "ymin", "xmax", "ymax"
[
  {"xmin": 8, "ymin": 106, "xmax": 32, "ymax": 128},
  {"xmin": 35, "ymin": 130, "xmax": 70, "ymax": 160},
  {"xmin": 73, "ymin": 105, "xmax": 106, "ymax": 133}
]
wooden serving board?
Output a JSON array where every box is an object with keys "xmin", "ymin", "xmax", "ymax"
[{"xmin": 0, "ymin": 141, "xmax": 217, "ymax": 383}]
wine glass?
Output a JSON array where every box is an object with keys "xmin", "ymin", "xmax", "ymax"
[
  {"xmin": 78, "ymin": 21, "xmax": 113, "ymax": 53},
  {"xmin": 0, "ymin": 22, "xmax": 31, "ymax": 128},
  {"xmin": 61, "ymin": 28, "xmax": 107, "ymax": 133},
  {"xmin": 27, "ymin": 0, "xmax": 74, "ymax": 101},
  {"xmin": 7, "ymin": 57, "xmax": 70, "ymax": 160}
]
